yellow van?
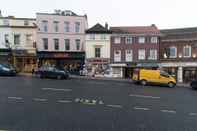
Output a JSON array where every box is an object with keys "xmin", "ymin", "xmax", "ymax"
[{"xmin": 132, "ymin": 69, "xmax": 176, "ymax": 88}]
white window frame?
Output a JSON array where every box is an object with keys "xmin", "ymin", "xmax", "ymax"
[
  {"xmin": 183, "ymin": 45, "xmax": 191, "ymax": 58},
  {"xmin": 114, "ymin": 50, "xmax": 121, "ymax": 62},
  {"xmin": 42, "ymin": 21, "xmax": 48, "ymax": 32},
  {"xmin": 89, "ymin": 34, "xmax": 95, "ymax": 40},
  {"xmin": 126, "ymin": 37, "xmax": 132, "ymax": 44},
  {"xmin": 75, "ymin": 22, "xmax": 80, "ymax": 33},
  {"xmin": 53, "ymin": 21, "xmax": 59, "ymax": 32},
  {"xmin": 125, "ymin": 50, "xmax": 133, "ymax": 62},
  {"xmin": 64, "ymin": 21, "xmax": 70, "ymax": 32},
  {"xmin": 151, "ymin": 37, "xmax": 158, "ymax": 43},
  {"xmin": 138, "ymin": 49, "xmax": 146, "ymax": 60},
  {"xmin": 148, "ymin": 49, "xmax": 157, "ymax": 60},
  {"xmin": 101, "ymin": 34, "xmax": 106, "ymax": 40},
  {"xmin": 114, "ymin": 37, "xmax": 121, "ymax": 44},
  {"xmin": 138, "ymin": 37, "xmax": 145, "ymax": 44},
  {"xmin": 169, "ymin": 46, "xmax": 177, "ymax": 58}
]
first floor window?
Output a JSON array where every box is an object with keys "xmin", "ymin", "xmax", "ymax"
[
  {"xmin": 14, "ymin": 34, "xmax": 20, "ymax": 45},
  {"xmin": 54, "ymin": 39, "xmax": 59, "ymax": 50},
  {"xmin": 65, "ymin": 39, "xmax": 70, "ymax": 50},
  {"xmin": 138, "ymin": 49, "xmax": 145, "ymax": 60},
  {"xmin": 95, "ymin": 48, "xmax": 101, "ymax": 58},
  {"xmin": 151, "ymin": 37, "xmax": 158, "ymax": 43},
  {"xmin": 4, "ymin": 34, "xmax": 9, "ymax": 43},
  {"xmin": 76, "ymin": 39, "xmax": 80, "ymax": 50},
  {"xmin": 125, "ymin": 50, "xmax": 133, "ymax": 62},
  {"xmin": 149, "ymin": 49, "xmax": 157, "ymax": 60},
  {"xmin": 183, "ymin": 46, "xmax": 191, "ymax": 57},
  {"xmin": 169, "ymin": 47, "xmax": 177, "ymax": 58},
  {"xmin": 114, "ymin": 50, "xmax": 121, "ymax": 62},
  {"xmin": 138, "ymin": 37, "xmax": 145, "ymax": 44},
  {"xmin": 42, "ymin": 38, "xmax": 48, "ymax": 50},
  {"xmin": 126, "ymin": 37, "xmax": 132, "ymax": 44},
  {"xmin": 114, "ymin": 37, "xmax": 121, "ymax": 44}
]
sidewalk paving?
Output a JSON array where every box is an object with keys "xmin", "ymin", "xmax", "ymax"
[{"xmin": 18, "ymin": 73, "xmax": 190, "ymax": 88}]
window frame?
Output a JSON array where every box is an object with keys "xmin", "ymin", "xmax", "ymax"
[
  {"xmin": 65, "ymin": 39, "xmax": 70, "ymax": 51},
  {"xmin": 169, "ymin": 46, "xmax": 177, "ymax": 58},
  {"xmin": 14, "ymin": 34, "xmax": 20, "ymax": 45},
  {"xmin": 95, "ymin": 48, "xmax": 101, "ymax": 58},
  {"xmin": 138, "ymin": 37, "xmax": 145, "ymax": 44},
  {"xmin": 75, "ymin": 22, "xmax": 80, "ymax": 33},
  {"xmin": 114, "ymin": 50, "xmax": 121, "ymax": 62},
  {"xmin": 183, "ymin": 45, "xmax": 191, "ymax": 58},
  {"xmin": 125, "ymin": 50, "xmax": 133, "ymax": 62},
  {"xmin": 54, "ymin": 39, "xmax": 59, "ymax": 50},
  {"xmin": 64, "ymin": 21, "xmax": 70, "ymax": 32},
  {"xmin": 75, "ymin": 39, "xmax": 81, "ymax": 50},
  {"xmin": 151, "ymin": 37, "xmax": 158, "ymax": 43},
  {"xmin": 148, "ymin": 49, "xmax": 157, "ymax": 60},
  {"xmin": 138, "ymin": 49, "xmax": 146, "ymax": 60},
  {"xmin": 42, "ymin": 38, "xmax": 48, "ymax": 50},
  {"xmin": 114, "ymin": 37, "xmax": 121, "ymax": 44},
  {"xmin": 125, "ymin": 36, "xmax": 133, "ymax": 44}
]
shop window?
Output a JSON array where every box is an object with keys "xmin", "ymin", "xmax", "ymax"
[
  {"xmin": 95, "ymin": 48, "xmax": 101, "ymax": 58},
  {"xmin": 183, "ymin": 46, "xmax": 191, "ymax": 57},
  {"xmin": 54, "ymin": 39, "xmax": 59, "ymax": 50}
]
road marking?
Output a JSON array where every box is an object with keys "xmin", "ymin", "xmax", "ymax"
[
  {"xmin": 161, "ymin": 110, "xmax": 176, "ymax": 114},
  {"xmin": 133, "ymin": 107, "xmax": 150, "ymax": 111},
  {"xmin": 33, "ymin": 98, "xmax": 47, "ymax": 102},
  {"xmin": 129, "ymin": 94, "xmax": 160, "ymax": 99},
  {"xmin": 106, "ymin": 104, "xmax": 123, "ymax": 108},
  {"xmin": 42, "ymin": 88, "xmax": 72, "ymax": 92},
  {"xmin": 57, "ymin": 100, "xmax": 72, "ymax": 103},
  {"xmin": 189, "ymin": 113, "xmax": 197, "ymax": 116},
  {"xmin": 8, "ymin": 97, "xmax": 23, "ymax": 100}
]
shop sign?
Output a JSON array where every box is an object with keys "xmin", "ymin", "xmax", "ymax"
[
  {"xmin": 37, "ymin": 52, "xmax": 85, "ymax": 59},
  {"xmin": 88, "ymin": 58, "xmax": 109, "ymax": 64}
]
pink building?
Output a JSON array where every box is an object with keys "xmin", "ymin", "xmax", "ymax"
[{"xmin": 36, "ymin": 10, "xmax": 88, "ymax": 74}]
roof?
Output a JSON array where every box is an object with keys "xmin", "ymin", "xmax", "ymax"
[
  {"xmin": 110, "ymin": 25, "xmax": 161, "ymax": 35},
  {"xmin": 161, "ymin": 27, "xmax": 197, "ymax": 34},
  {"xmin": 86, "ymin": 23, "xmax": 112, "ymax": 34},
  {"xmin": 0, "ymin": 17, "xmax": 36, "ymax": 21}
]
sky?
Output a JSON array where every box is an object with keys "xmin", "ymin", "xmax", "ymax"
[{"xmin": 0, "ymin": 0, "xmax": 197, "ymax": 29}]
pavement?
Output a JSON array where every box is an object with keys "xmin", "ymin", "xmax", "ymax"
[
  {"xmin": 18, "ymin": 72, "xmax": 190, "ymax": 88},
  {"xmin": 0, "ymin": 76, "xmax": 196, "ymax": 131}
]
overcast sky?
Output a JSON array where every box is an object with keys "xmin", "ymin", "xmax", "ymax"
[{"xmin": 0, "ymin": 0, "xmax": 197, "ymax": 29}]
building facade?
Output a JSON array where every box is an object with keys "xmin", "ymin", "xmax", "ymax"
[
  {"xmin": 0, "ymin": 14, "xmax": 37, "ymax": 72},
  {"xmin": 110, "ymin": 25, "xmax": 161, "ymax": 78},
  {"xmin": 85, "ymin": 23, "xmax": 111, "ymax": 75},
  {"xmin": 36, "ymin": 10, "xmax": 88, "ymax": 74},
  {"xmin": 160, "ymin": 28, "xmax": 197, "ymax": 83}
]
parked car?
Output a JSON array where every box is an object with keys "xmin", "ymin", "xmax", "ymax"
[
  {"xmin": 34, "ymin": 66, "xmax": 69, "ymax": 79},
  {"xmin": 190, "ymin": 80, "xmax": 197, "ymax": 90},
  {"xmin": 0, "ymin": 64, "xmax": 17, "ymax": 76},
  {"xmin": 132, "ymin": 69, "xmax": 176, "ymax": 88}
]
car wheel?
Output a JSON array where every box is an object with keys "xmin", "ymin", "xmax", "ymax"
[
  {"xmin": 57, "ymin": 75, "xmax": 62, "ymax": 80},
  {"xmin": 141, "ymin": 80, "xmax": 147, "ymax": 86},
  {"xmin": 168, "ymin": 82, "xmax": 175, "ymax": 88}
]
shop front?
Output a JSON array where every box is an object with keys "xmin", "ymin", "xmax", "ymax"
[
  {"xmin": 37, "ymin": 51, "xmax": 85, "ymax": 75},
  {"xmin": 12, "ymin": 49, "xmax": 37, "ymax": 73},
  {"xmin": 0, "ymin": 48, "xmax": 12, "ymax": 64}
]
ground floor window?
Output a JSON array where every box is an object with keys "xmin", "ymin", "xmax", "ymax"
[{"xmin": 183, "ymin": 68, "xmax": 197, "ymax": 83}]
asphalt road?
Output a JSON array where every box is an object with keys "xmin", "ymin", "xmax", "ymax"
[{"xmin": 0, "ymin": 76, "xmax": 197, "ymax": 131}]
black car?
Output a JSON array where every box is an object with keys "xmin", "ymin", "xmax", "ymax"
[
  {"xmin": 34, "ymin": 66, "xmax": 69, "ymax": 79},
  {"xmin": 191, "ymin": 80, "xmax": 197, "ymax": 90},
  {"xmin": 0, "ymin": 64, "xmax": 17, "ymax": 76}
]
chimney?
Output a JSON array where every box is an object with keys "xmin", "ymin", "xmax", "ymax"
[
  {"xmin": 151, "ymin": 24, "xmax": 156, "ymax": 27},
  {"xmin": 105, "ymin": 22, "xmax": 108, "ymax": 29}
]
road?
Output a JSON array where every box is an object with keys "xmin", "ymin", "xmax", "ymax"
[{"xmin": 0, "ymin": 76, "xmax": 197, "ymax": 131}]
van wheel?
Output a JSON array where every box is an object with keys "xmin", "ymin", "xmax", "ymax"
[
  {"xmin": 168, "ymin": 82, "xmax": 175, "ymax": 88},
  {"xmin": 141, "ymin": 80, "xmax": 147, "ymax": 86}
]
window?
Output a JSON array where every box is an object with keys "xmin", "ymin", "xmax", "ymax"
[
  {"xmin": 65, "ymin": 39, "xmax": 70, "ymax": 50},
  {"xmin": 64, "ymin": 21, "xmax": 70, "ymax": 32},
  {"xmin": 75, "ymin": 22, "xmax": 80, "ymax": 33},
  {"xmin": 138, "ymin": 49, "xmax": 146, "ymax": 60},
  {"xmin": 149, "ymin": 49, "xmax": 157, "ymax": 60},
  {"xmin": 24, "ymin": 20, "xmax": 29, "ymax": 26},
  {"xmin": 138, "ymin": 37, "xmax": 145, "ymax": 44},
  {"xmin": 26, "ymin": 34, "xmax": 33, "ymax": 41},
  {"xmin": 54, "ymin": 39, "xmax": 59, "ymax": 50},
  {"xmin": 126, "ymin": 37, "xmax": 132, "ymax": 44},
  {"xmin": 3, "ymin": 19, "xmax": 9, "ymax": 25},
  {"xmin": 125, "ymin": 50, "xmax": 133, "ymax": 62},
  {"xmin": 75, "ymin": 39, "xmax": 80, "ymax": 50},
  {"xmin": 114, "ymin": 50, "xmax": 121, "ymax": 62},
  {"xmin": 42, "ymin": 38, "xmax": 48, "ymax": 50},
  {"xmin": 95, "ymin": 48, "xmax": 101, "ymax": 58},
  {"xmin": 14, "ymin": 34, "xmax": 20, "ymax": 45},
  {"xmin": 151, "ymin": 37, "xmax": 158, "ymax": 43},
  {"xmin": 4, "ymin": 34, "xmax": 9, "ymax": 43},
  {"xmin": 169, "ymin": 47, "xmax": 177, "ymax": 58},
  {"xmin": 183, "ymin": 46, "xmax": 191, "ymax": 57},
  {"xmin": 89, "ymin": 34, "xmax": 95, "ymax": 40},
  {"xmin": 114, "ymin": 37, "xmax": 121, "ymax": 44},
  {"xmin": 101, "ymin": 35, "xmax": 106, "ymax": 40},
  {"xmin": 160, "ymin": 71, "xmax": 170, "ymax": 78},
  {"xmin": 42, "ymin": 21, "xmax": 48, "ymax": 32},
  {"xmin": 53, "ymin": 21, "xmax": 59, "ymax": 32}
]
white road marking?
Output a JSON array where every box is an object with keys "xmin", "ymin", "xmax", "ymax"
[
  {"xmin": 8, "ymin": 97, "xmax": 23, "ymax": 100},
  {"xmin": 161, "ymin": 110, "xmax": 176, "ymax": 114},
  {"xmin": 42, "ymin": 88, "xmax": 72, "ymax": 92},
  {"xmin": 133, "ymin": 107, "xmax": 150, "ymax": 111},
  {"xmin": 189, "ymin": 113, "xmax": 197, "ymax": 116},
  {"xmin": 129, "ymin": 94, "xmax": 160, "ymax": 99},
  {"xmin": 107, "ymin": 104, "xmax": 123, "ymax": 108},
  {"xmin": 57, "ymin": 100, "xmax": 72, "ymax": 103},
  {"xmin": 33, "ymin": 98, "xmax": 47, "ymax": 102}
]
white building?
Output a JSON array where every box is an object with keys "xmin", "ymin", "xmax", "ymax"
[
  {"xmin": 0, "ymin": 12, "xmax": 37, "ymax": 72},
  {"xmin": 85, "ymin": 23, "xmax": 112, "ymax": 75}
]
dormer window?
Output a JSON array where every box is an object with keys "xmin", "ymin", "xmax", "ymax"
[{"xmin": 65, "ymin": 11, "xmax": 72, "ymax": 16}]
